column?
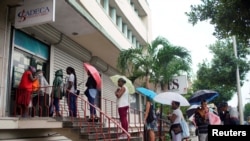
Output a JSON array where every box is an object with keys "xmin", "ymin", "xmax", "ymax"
[{"xmin": 110, "ymin": 7, "xmax": 116, "ymax": 23}]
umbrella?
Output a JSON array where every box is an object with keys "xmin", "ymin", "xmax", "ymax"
[
  {"xmin": 153, "ymin": 92, "xmax": 190, "ymax": 106},
  {"xmin": 186, "ymin": 104, "xmax": 200, "ymax": 119},
  {"xmin": 110, "ymin": 75, "xmax": 135, "ymax": 94},
  {"xmin": 186, "ymin": 104, "xmax": 218, "ymax": 119},
  {"xmin": 189, "ymin": 90, "xmax": 219, "ymax": 105},
  {"xmin": 83, "ymin": 63, "xmax": 101, "ymax": 90},
  {"xmin": 136, "ymin": 87, "xmax": 157, "ymax": 99}
]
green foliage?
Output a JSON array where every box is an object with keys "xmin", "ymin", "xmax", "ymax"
[
  {"xmin": 117, "ymin": 36, "xmax": 192, "ymax": 89},
  {"xmin": 186, "ymin": 0, "xmax": 250, "ymax": 43},
  {"xmin": 244, "ymin": 103, "xmax": 250, "ymax": 120},
  {"xmin": 192, "ymin": 39, "xmax": 250, "ymax": 104}
]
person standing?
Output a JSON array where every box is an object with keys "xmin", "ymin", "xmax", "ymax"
[
  {"xmin": 194, "ymin": 100, "xmax": 209, "ymax": 141},
  {"xmin": 50, "ymin": 69, "xmax": 64, "ymax": 117},
  {"xmin": 144, "ymin": 97, "xmax": 157, "ymax": 141},
  {"xmin": 32, "ymin": 70, "xmax": 50, "ymax": 117},
  {"xmin": 85, "ymin": 71, "xmax": 98, "ymax": 122},
  {"xmin": 219, "ymin": 102, "xmax": 231, "ymax": 125},
  {"xmin": 115, "ymin": 78, "xmax": 130, "ymax": 139},
  {"xmin": 65, "ymin": 67, "xmax": 77, "ymax": 117},
  {"xmin": 168, "ymin": 101, "xmax": 183, "ymax": 141},
  {"xmin": 17, "ymin": 66, "xmax": 37, "ymax": 117}
]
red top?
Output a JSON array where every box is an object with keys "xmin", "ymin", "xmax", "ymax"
[{"xmin": 18, "ymin": 70, "xmax": 33, "ymax": 91}]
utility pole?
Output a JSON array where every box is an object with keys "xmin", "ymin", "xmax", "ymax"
[{"xmin": 232, "ymin": 35, "xmax": 244, "ymax": 125}]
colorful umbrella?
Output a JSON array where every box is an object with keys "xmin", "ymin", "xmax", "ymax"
[
  {"xmin": 83, "ymin": 63, "xmax": 101, "ymax": 90},
  {"xmin": 136, "ymin": 87, "xmax": 157, "ymax": 99},
  {"xmin": 189, "ymin": 90, "xmax": 219, "ymax": 105},
  {"xmin": 110, "ymin": 75, "xmax": 135, "ymax": 94},
  {"xmin": 153, "ymin": 92, "xmax": 190, "ymax": 106}
]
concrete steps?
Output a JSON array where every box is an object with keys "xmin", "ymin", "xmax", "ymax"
[{"xmin": 59, "ymin": 117, "xmax": 143, "ymax": 141}]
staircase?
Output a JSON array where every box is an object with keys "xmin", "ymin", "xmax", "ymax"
[
  {"xmin": 3, "ymin": 88, "xmax": 150, "ymax": 140},
  {"xmin": 60, "ymin": 117, "xmax": 143, "ymax": 141}
]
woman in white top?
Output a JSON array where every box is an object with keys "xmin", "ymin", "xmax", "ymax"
[
  {"xmin": 65, "ymin": 67, "xmax": 77, "ymax": 117},
  {"xmin": 115, "ymin": 78, "xmax": 129, "ymax": 139}
]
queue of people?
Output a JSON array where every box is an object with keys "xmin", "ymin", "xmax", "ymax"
[
  {"xmin": 16, "ymin": 65, "xmax": 100, "ymax": 119},
  {"xmin": 16, "ymin": 65, "xmax": 242, "ymax": 141}
]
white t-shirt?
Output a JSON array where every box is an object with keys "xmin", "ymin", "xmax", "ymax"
[
  {"xmin": 172, "ymin": 108, "xmax": 183, "ymax": 124},
  {"xmin": 117, "ymin": 86, "xmax": 129, "ymax": 108},
  {"xmin": 67, "ymin": 73, "xmax": 75, "ymax": 93}
]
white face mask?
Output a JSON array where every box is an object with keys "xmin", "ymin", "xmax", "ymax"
[{"xmin": 38, "ymin": 73, "xmax": 43, "ymax": 76}]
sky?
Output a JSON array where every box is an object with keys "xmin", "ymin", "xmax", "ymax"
[{"xmin": 147, "ymin": 0, "xmax": 250, "ymax": 107}]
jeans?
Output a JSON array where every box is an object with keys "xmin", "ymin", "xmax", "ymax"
[
  {"xmin": 67, "ymin": 93, "xmax": 77, "ymax": 117},
  {"xmin": 86, "ymin": 89, "xmax": 98, "ymax": 116},
  {"xmin": 53, "ymin": 97, "xmax": 60, "ymax": 112}
]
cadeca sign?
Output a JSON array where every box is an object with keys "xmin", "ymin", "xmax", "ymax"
[
  {"xmin": 168, "ymin": 75, "xmax": 188, "ymax": 94},
  {"xmin": 15, "ymin": 0, "xmax": 55, "ymax": 28}
]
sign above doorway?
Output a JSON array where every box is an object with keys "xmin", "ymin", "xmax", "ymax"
[{"xmin": 14, "ymin": 0, "xmax": 55, "ymax": 28}]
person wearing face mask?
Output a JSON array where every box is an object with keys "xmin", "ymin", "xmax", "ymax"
[
  {"xmin": 31, "ymin": 70, "xmax": 50, "ymax": 117},
  {"xmin": 17, "ymin": 66, "xmax": 37, "ymax": 117}
]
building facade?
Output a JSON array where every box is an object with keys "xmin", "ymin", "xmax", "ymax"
[{"xmin": 0, "ymin": 0, "xmax": 152, "ymax": 121}]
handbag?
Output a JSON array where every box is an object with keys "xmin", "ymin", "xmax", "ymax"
[
  {"xmin": 180, "ymin": 117, "xmax": 190, "ymax": 138},
  {"xmin": 171, "ymin": 123, "xmax": 182, "ymax": 134}
]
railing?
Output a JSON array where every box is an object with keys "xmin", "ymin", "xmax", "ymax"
[
  {"xmin": 100, "ymin": 97, "xmax": 173, "ymax": 140},
  {"xmin": 13, "ymin": 86, "xmax": 132, "ymax": 140},
  {"xmin": 100, "ymin": 97, "xmax": 144, "ymax": 136}
]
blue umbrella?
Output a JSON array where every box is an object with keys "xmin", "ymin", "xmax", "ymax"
[
  {"xmin": 136, "ymin": 87, "xmax": 157, "ymax": 99},
  {"xmin": 189, "ymin": 90, "xmax": 219, "ymax": 105}
]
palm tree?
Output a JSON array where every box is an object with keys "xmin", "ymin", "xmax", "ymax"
[{"xmin": 117, "ymin": 36, "xmax": 192, "ymax": 90}]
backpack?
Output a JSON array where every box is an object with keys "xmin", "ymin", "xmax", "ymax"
[{"xmin": 147, "ymin": 104, "xmax": 155, "ymax": 123}]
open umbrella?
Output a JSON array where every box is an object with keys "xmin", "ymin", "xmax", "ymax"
[
  {"xmin": 136, "ymin": 87, "xmax": 157, "ymax": 99},
  {"xmin": 186, "ymin": 105, "xmax": 200, "ymax": 119},
  {"xmin": 110, "ymin": 75, "xmax": 135, "ymax": 94},
  {"xmin": 187, "ymin": 104, "xmax": 218, "ymax": 119},
  {"xmin": 153, "ymin": 92, "xmax": 190, "ymax": 106},
  {"xmin": 83, "ymin": 63, "xmax": 101, "ymax": 90},
  {"xmin": 189, "ymin": 90, "xmax": 219, "ymax": 105}
]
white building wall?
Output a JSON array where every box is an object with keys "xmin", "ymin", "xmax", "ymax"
[
  {"xmin": 115, "ymin": 0, "xmax": 147, "ymax": 40},
  {"xmin": 79, "ymin": 0, "xmax": 132, "ymax": 50},
  {"xmin": 0, "ymin": 3, "xmax": 11, "ymax": 117}
]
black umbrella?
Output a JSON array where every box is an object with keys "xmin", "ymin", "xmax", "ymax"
[
  {"xmin": 189, "ymin": 90, "xmax": 219, "ymax": 105},
  {"xmin": 186, "ymin": 105, "xmax": 200, "ymax": 118},
  {"xmin": 186, "ymin": 104, "xmax": 218, "ymax": 120}
]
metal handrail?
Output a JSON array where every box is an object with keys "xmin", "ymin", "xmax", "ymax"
[
  {"xmin": 13, "ymin": 86, "xmax": 131, "ymax": 140},
  {"xmin": 74, "ymin": 93, "xmax": 131, "ymax": 140},
  {"xmin": 100, "ymin": 97, "xmax": 143, "ymax": 135}
]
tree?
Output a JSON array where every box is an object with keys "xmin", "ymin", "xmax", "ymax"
[
  {"xmin": 117, "ymin": 36, "xmax": 192, "ymax": 90},
  {"xmin": 244, "ymin": 103, "xmax": 250, "ymax": 120},
  {"xmin": 186, "ymin": 0, "xmax": 250, "ymax": 43},
  {"xmin": 192, "ymin": 39, "xmax": 250, "ymax": 104}
]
